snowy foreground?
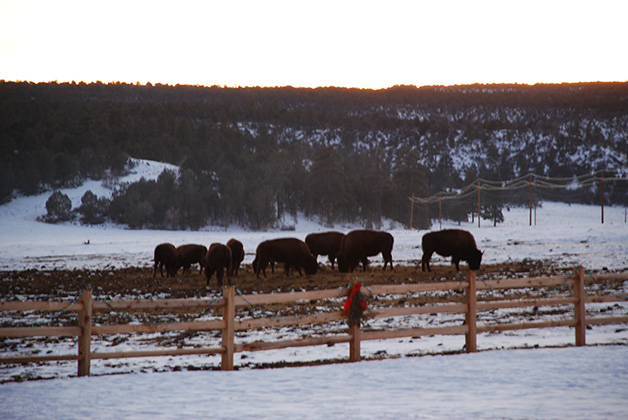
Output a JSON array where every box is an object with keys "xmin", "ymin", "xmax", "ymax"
[
  {"xmin": 1, "ymin": 159, "xmax": 628, "ymax": 419},
  {"xmin": 1, "ymin": 346, "xmax": 627, "ymax": 420}
]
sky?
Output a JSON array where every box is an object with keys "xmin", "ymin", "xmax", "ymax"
[{"xmin": 1, "ymin": 0, "xmax": 627, "ymax": 89}]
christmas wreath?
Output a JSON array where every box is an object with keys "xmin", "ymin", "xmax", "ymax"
[{"xmin": 344, "ymin": 280, "xmax": 368, "ymax": 326}]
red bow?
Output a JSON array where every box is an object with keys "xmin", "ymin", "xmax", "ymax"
[{"xmin": 344, "ymin": 282, "xmax": 363, "ymax": 315}]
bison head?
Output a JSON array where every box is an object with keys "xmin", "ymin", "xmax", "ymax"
[
  {"xmin": 468, "ymin": 249, "xmax": 483, "ymax": 270},
  {"xmin": 303, "ymin": 255, "xmax": 318, "ymax": 275},
  {"xmin": 336, "ymin": 254, "xmax": 350, "ymax": 273}
]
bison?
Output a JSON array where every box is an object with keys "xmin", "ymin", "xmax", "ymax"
[
  {"xmin": 204, "ymin": 243, "xmax": 232, "ymax": 287},
  {"xmin": 305, "ymin": 231, "xmax": 345, "ymax": 270},
  {"xmin": 153, "ymin": 243, "xmax": 178, "ymax": 278},
  {"xmin": 226, "ymin": 238, "xmax": 245, "ymax": 276},
  {"xmin": 336, "ymin": 230, "xmax": 394, "ymax": 273},
  {"xmin": 253, "ymin": 238, "xmax": 317, "ymax": 278},
  {"xmin": 176, "ymin": 244, "xmax": 207, "ymax": 275},
  {"xmin": 421, "ymin": 229, "xmax": 483, "ymax": 272}
]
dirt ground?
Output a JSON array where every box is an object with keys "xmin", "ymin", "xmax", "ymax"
[
  {"xmin": 0, "ymin": 260, "xmax": 570, "ymax": 301},
  {"xmin": 0, "ymin": 260, "xmax": 597, "ymax": 328}
]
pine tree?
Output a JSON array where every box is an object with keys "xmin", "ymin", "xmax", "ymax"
[
  {"xmin": 44, "ymin": 191, "xmax": 73, "ymax": 223},
  {"xmin": 307, "ymin": 147, "xmax": 350, "ymax": 225},
  {"xmin": 391, "ymin": 147, "xmax": 430, "ymax": 229}
]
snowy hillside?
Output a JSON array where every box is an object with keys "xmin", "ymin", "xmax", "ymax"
[
  {"xmin": 1, "ymin": 158, "xmax": 627, "ymax": 272},
  {"xmin": 3, "ymin": 82, "xmax": 628, "ymax": 231}
]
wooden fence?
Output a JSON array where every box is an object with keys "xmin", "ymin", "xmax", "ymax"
[{"xmin": 1, "ymin": 267, "xmax": 627, "ymax": 377}]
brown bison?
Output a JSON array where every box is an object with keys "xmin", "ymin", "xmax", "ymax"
[
  {"xmin": 253, "ymin": 238, "xmax": 317, "ymax": 278},
  {"xmin": 204, "ymin": 243, "xmax": 232, "ymax": 287},
  {"xmin": 153, "ymin": 243, "xmax": 178, "ymax": 278},
  {"xmin": 421, "ymin": 229, "xmax": 483, "ymax": 272},
  {"xmin": 176, "ymin": 244, "xmax": 207, "ymax": 275},
  {"xmin": 305, "ymin": 231, "xmax": 345, "ymax": 270},
  {"xmin": 226, "ymin": 238, "xmax": 245, "ymax": 276},
  {"xmin": 336, "ymin": 230, "xmax": 394, "ymax": 272}
]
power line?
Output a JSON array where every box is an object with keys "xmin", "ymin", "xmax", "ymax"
[{"xmin": 409, "ymin": 170, "xmax": 628, "ymax": 205}]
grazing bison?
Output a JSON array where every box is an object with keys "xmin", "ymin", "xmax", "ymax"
[
  {"xmin": 305, "ymin": 231, "xmax": 345, "ymax": 270},
  {"xmin": 154, "ymin": 243, "xmax": 179, "ymax": 278},
  {"xmin": 254, "ymin": 238, "xmax": 317, "ymax": 278},
  {"xmin": 204, "ymin": 243, "xmax": 232, "ymax": 287},
  {"xmin": 421, "ymin": 229, "xmax": 483, "ymax": 272},
  {"xmin": 337, "ymin": 230, "xmax": 394, "ymax": 273},
  {"xmin": 176, "ymin": 244, "xmax": 207, "ymax": 275},
  {"xmin": 226, "ymin": 238, "xmax": 245, "ymax": 276}
]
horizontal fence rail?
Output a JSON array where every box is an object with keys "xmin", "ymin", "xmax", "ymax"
[{"xmin": 1, "ymin": 267, "xmax": 627, "ymax": 377}]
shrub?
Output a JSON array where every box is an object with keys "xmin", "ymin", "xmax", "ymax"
[
  {"xmin": 78, "ymin": 190, "xmax": 109, "ymax": 224},
  {"xmin": 43, "ymin": 191, "xmax": 73, "ymax": 223}
]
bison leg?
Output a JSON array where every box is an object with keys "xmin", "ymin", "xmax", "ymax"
[
  {"xmin": 166, "ymin": 263, "xmax": 175, "ymax": 277},
  {"xmin": 258, "ymin": 259, "xmax": 269, "ymax": 278},
  {"xmin": 254, "ymin": 258, "xmax": 268, "ymax": 279},
  {"xmin": 382, "ymin": 252, "xmax": 393, "ymax": 271},
  {"xmin": 217, "ymin": 269, "xmax": 224, "ymax": 288},
  {"xmin": 328, "ymin": 255, "xmax": 336, "ymax": 270},
  {"xmin": 205, "ymin": 269, "xmax": 214, "ymax": 286},
  {"xmin": 421, "ymin": 252, "xmax": 433, "ymax": 272},
  {"xmin": 452, "ymin": 257, "xmax": 461, "ymax": 272}
]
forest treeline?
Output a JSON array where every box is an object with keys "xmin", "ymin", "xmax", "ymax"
[{"xmin": 1, "ymin": 81, "xmax": 627, "ymax": 230}]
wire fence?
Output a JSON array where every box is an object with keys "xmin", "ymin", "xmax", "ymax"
[{"xmin": 409, "ymin": 170, "xmax": 628, "ymax": 228}]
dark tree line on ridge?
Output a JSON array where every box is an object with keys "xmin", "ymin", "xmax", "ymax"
[{"xmin": 2, "ymin": 81, "xmax": 627, "ymax": 230}]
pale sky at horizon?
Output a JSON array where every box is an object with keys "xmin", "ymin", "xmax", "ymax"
[{"xmin": 1, "ymin": 0, "xmax": 627, "ymax": 89}]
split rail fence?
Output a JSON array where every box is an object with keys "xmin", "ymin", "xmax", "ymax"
[{"xmin": 1, "ymin": 267, "xmax": 627, "ymax": 377}]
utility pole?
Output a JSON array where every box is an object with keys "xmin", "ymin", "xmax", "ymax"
[
  {"xmin": 439, "ymin": 196, "xmax": 442, "ymax": 230},
  {"xmin": 529, "ymin": 175, "xmax": 533, "ymax": 226},
  {"xmin": 600, "ymin": 176, "xmax": 605, "ymax": 224},
  {"xmin": 477, "ymin": 180, "xmax": 481, "ymax": 228}
]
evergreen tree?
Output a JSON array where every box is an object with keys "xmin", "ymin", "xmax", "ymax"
[
  {"xmin": 306, "ymin": 147, "xmax": 350, "ymax": 225},
  {"xmin": 78, "ymin": 190, "xmax": 109, "ymax": 224},
  {"xmin": 481, "ymin": 204, "xmax": 505, "ymax": 227},
  {"xmin": 390, "ymin": 147, "xmax": 430, "ymax": 229},
  {"xmin": 44, "ymin": 191, "xmax": 73, "ymax": 223}
]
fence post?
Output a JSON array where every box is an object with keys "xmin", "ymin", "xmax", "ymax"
[
  {"xmin": 77, "ymin": 289, "xmax": 92, "ymax": 377},
  {"xmin": 349, "ymin": 322, "xmax": 361, "ymax": 362},
  {"xmin": 573, "ymin": 266, "xmax": 586, "ymax": 346},
  {"xmin": 222, "ymin": 285, "xmax": 235, "ymax": 370},
  {"xmin": 465, "ymin": 271, "xmax": 477, "ymax": 353}
]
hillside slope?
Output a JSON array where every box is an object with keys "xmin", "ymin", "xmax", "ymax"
[{"xmin": 2, "ymin": 82, "xmax": 627, "ymax": 229}]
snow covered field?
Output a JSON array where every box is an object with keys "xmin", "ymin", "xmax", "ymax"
[
  {"xmin": 1, "ymin": 346, "xmax": 627, "ymax": 420},
  {"xmin": 1, "ymin": 159, "xmax": 627, "ymax": 419},
  {"xmin": 1, "ymin": 159, "xmax": 627, "ymax": 272}
]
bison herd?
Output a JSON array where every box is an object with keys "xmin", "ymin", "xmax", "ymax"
[
  {"xmin": 154, "ymin": 228, "xmax": 484, "ymax": 288},
  {"xmin": 154, "ymin": 240, "xmax": 244, "ymax": 287}
]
